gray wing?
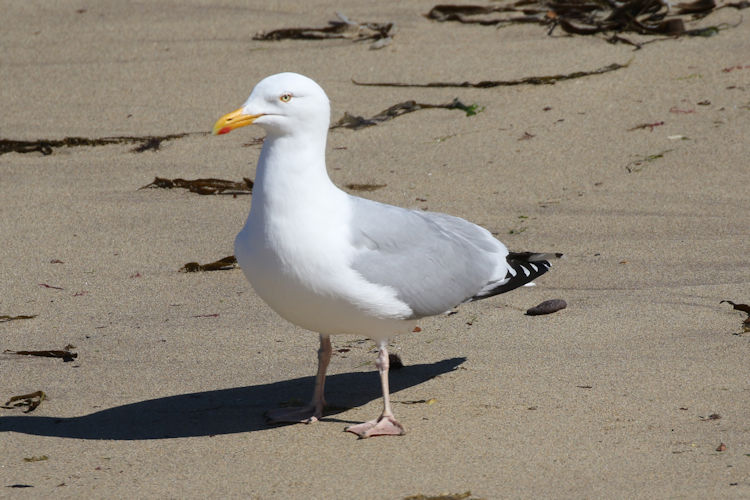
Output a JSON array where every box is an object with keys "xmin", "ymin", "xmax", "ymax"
[{"xmin": 349, "ymin": 196, "xmax": 509, "ymax": 318}]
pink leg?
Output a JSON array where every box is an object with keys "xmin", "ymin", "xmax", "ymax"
[
  {"xmin": 346, "ymin": 340, "xmax": 405, "ymax": 438},
  {"xmin": 266, "ymin": 334, "xmax": 331, "ymax": 424}
]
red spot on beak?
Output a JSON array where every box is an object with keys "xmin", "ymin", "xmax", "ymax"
[{"xmin": 218, "ymin": 127, "xmax": 232, "ymax": 135}]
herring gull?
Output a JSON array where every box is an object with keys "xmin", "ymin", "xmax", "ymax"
[{"xmin": 213, "ymin": 72, "xmax": 558, "ymax": 438}]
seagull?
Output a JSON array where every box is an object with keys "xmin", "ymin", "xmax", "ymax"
[{"xmin": 213, "ymin": 72, "xmax": 558, "ymax": 438}]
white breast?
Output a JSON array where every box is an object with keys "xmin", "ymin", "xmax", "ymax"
[{"xmin": 234, "ymin": 187, "xmax": 414, "ymax": 338}]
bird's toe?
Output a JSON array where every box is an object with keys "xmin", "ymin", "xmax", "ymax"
[{"xmin": 345, "ymin": 415, "xmax": 405, "ymax": 438}]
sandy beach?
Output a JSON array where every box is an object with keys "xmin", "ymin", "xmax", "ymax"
[{"xmin": 1, "ymin": 0, "xmax": 749, "ymax": 498}]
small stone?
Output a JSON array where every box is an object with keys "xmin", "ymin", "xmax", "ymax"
[{"xmin": 526, "ymin": 299, "xmax": 567, "ymax": 316}]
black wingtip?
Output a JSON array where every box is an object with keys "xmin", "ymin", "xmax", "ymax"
[
  {"xmin": 470, "ymin": 251, "xmax": 561, "ymax": 301},
  {"xmin": 490, "ymin": 259, "xmax": 552, "ymax": 296}
]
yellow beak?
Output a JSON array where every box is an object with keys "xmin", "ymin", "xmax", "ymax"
[{"xmin": 212, "ymin": 107, "xmax": 262, "ymax": 135}]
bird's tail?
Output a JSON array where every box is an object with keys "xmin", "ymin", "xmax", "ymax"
[{"xmin": 470, "ymin": 251, "xmax": 563, "ymax": 301}]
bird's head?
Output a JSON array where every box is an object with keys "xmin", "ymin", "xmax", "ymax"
[{"xmin": 212, "ymin": 72, "xmax": 330, "ymax": 138}]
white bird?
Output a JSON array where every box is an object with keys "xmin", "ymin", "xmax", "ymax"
[{"xmin": 213, "ymin": 72, "xmax": 557, "ymax": 438}]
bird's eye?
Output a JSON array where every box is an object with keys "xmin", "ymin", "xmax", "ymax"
[{"xmin": 279, "ymin": 93, "xmax": 292, "ymax": 103}]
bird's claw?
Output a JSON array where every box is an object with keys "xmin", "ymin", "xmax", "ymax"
[{"xmin": 345, "ymin": 415, "xmax": 405, "ymax": 438}]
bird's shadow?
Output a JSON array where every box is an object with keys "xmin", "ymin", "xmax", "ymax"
[{"xmin": 0, "ymin": 357, "xmax": 464, "ymax": 440}]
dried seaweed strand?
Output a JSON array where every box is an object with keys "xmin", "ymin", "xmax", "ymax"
[
  {"xmin": 253, "ymin": 12, "xmax": 394, "ymax": 49},
  {"xmin": 352, "ymin": 60, "xmax": 631, "ymax": 88},
  {"xmin": 331, "ymin": 98, "xmax": 482, "ymax": 130},
  {"xmin": 180, "ymin": 256, "xmax": 238, "ymax": 273},
  {"xmin": 0, "ymin": 133, "xmax": 204, "ymax": 156},
  {"xmin": 0, "ymin": 314, "xmax": 37, "ymax": 323},
  {"xmin": 426, "ymin": 0, "xmax": 744, "ymax": 41},
  {"xmin": 139, "ymin": 177, "xmax": 253, "ymax": 195},
  {"xmin": 345, "ymin": 183, "xmax": 388, "ymax": 191},
  {"xmin": 2, "ymin": 391, "xmax": 47, "ymax": 413},
  {"xmin": 5, "ymin": 349, "xmax": 77, "ymax": 362},
  {"xmin": 721, "ymin": 300, "xmax": 750, "ymax": 330}
]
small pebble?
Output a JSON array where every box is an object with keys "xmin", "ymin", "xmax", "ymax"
[{"xmin": 526, "ymin": 299, "xmax": 567, "ymax": 316}]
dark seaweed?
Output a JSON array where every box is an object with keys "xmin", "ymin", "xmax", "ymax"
[
  {"xmin": 253, "ymin": 12, "xmax": 394, "ymax": 49},
  {"xmin": 721, "ymin": 300, "xmax": 750, "ymax": 330},
  {"xmin": 2, "ymin": 391, "xmax": 46, "ymax": 413},
  {"xmin": 0, "ymin": 133, "xmax": 198, "ymax": 156},
  {"xmin": 0, "ymin": 314, "xmax": 37, "ymax": 323},
  {"xmin": 628, "ymin": 121, "xmax": 665, "ymax": 131},
  {"xmin": 332, "ymin": 99, "xmax": 484, "ymax": 130},
  {"xmin": 5, "ymin": 349, "xmax": 77, "ymax": 362},
  {"xmin": 140, "ymin": 177, "xmax": 253, "ymax": 195},
  {"xmin": 352, "ymin": 61, "xmax": 630, "ymax": 88},
  {"xmin": 180, "ymin": 256, "xmax": 238, "ymax": 273},
  {"xmin": 721, "ymin": 300, "xmax": 750, "ymax": 315},
  {"xmin": 426, "ymin": 0, "xmax": 743, "ymax": 44},
  {"xmin": 345, "ymin": 183, "xmax": 387, "ymax": 191}
]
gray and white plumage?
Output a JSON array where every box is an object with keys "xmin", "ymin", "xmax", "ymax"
[
  {"xmin": 350, "ymin": 197, "xmax": 512, "ymax": 319},
  {"xmin": 213, "ymin": 72, "xmax": 556, "ymax": 437}
]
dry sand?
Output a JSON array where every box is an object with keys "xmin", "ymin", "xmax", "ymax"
[{"xmin": 1, "ymin": 0, "xmax": 749, "ymax": 498}]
